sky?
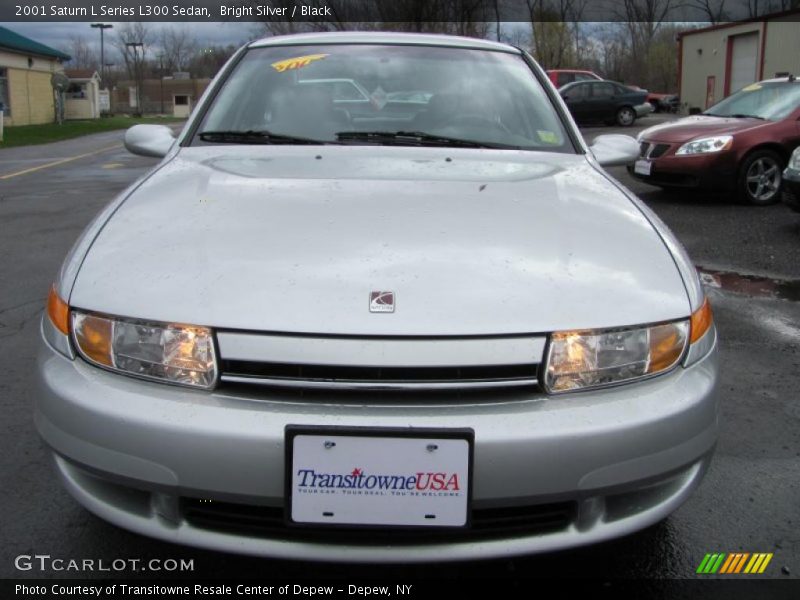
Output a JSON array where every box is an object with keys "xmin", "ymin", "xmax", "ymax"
[{"xmin": 0, "ymin": 21, "xmax": 258, "ymax": 57}]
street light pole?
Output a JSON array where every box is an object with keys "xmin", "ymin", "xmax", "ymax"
[
  {"xmin": 125, "ymin": 42, "xmax": 144, "ymax": 114},
  {"xmin": 158, "ymin": 54, "xmax": 165, "ymax": 115},
  {"xmin": 90, "ymin": 23, "xmax": 113, "ymax": 88}
]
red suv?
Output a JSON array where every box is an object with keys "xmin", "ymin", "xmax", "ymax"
[
  {"xmin": 629, "ymin": 76, "xmax": 800, "ymax": 205},
  {"xmin": 546, "ymin": 69, "xmax": 602, "ymax": 89}
]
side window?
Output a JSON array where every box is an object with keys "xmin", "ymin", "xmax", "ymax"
[
  {"xmin": 592, "ymin": 83, "xmax": 616, "ymax": 98},
  {"xmin": 0, "ymin": 68, "xmax": 10, "ymax": 115},
  {"xmin": 333, "ymin": 81, "xmax": 367, "ymax": 101},
  {"xmin": 564, "ymin": 84, "xmax": 588, "ymax": 100},
  {"xmin": 574, "ymin": 73, "xmax": 594, "ymax": 82}
]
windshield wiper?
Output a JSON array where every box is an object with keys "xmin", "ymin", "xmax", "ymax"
[
  {"xmin": 198, "ymin": 130, "xmax": 331, "ymax": 145},
  {"xmin": 728, "ymin": 113, "xmax": 767, "ymax": 120},
  {"xmin": 703, "ymin": 112, "xmax": 766, "ymax": 120},
  {"xmin": 335, "ymin": 130, "xmax": 522, "ymax": 150}
]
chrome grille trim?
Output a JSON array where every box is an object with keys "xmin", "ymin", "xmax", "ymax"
[
  {"xmin": 216, "ymin": 332, "xmax": 546, "ymax": 368},
  {"xmin": 220, "ymin": 374, "xmax": 539, "ymax": 390}
]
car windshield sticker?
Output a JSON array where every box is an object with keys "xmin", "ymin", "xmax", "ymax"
[
  {"xmin": 537, "ymin": 130, "xmax": 559, "ymax": 144},
  {"xmin": 271, "ymin": 54, "xmax": 329, "ymax": 73},
  {"xmin": 742, "ymin": 83, "xmax": 762, "ymax": 92},
  {"xmin": 370, "ymin": 85, "xmax": 388, "ymax": 110}
]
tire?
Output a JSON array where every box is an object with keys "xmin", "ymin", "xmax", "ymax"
[
  {"xmin": 738, "ymin": 149, "xmax": 784, "ymax": 205},
  {"xmin": 616, "ymin": 106, "xmax": 636, "ymax": 127}
]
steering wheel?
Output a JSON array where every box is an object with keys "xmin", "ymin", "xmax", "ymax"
[{"xmin": 438, "ymin": 113, "xmax": 513, "ymax": 135}]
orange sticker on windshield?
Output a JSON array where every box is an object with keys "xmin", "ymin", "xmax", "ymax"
[
  {"xmin": 742, "ymin": 83, "xmax": 762, "ymax": 92},
  {"xmin": 271, "ymin": 53, "xmax": 328, "ymax": 72}
]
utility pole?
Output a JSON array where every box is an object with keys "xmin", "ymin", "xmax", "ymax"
[
  {"xmin": 158, "ymin": 54, "xmax": 165, "ymax": 115},
  {"xmin": 90, "ymin": 23, "xmax": 113, "ymax": 87},
  {"xmin": 125, "ymin": 42, "xmax": 144, "ymax": 114}
]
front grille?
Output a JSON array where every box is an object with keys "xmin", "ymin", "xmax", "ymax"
[
  {"xmin": 640, "ymin": 141, "xmax": 670, "ymax": 158},
  {"xmin": 183, "ymin": 498, "xmax": 576, "ymax": 543},
  {"xmin": 220, "ymin": 360, "xmax": 539, "ymax": 390},
  {"xmin": 649, "ymin": 143, "xmax": 670, "ymax": 158}
]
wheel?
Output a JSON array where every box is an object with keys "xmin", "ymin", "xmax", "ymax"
[
  {"xmin": 616, "ymin": 106, "xmax": 636, "ymax": 127},
  {"xmin": 738, "ymin": 149, "xmax": 783, "ymax": 205}
]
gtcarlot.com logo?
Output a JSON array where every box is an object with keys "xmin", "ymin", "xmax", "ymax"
[
  {"xmin": 14, "ymin": 554, "xmax": 194, "ymax": 573},
  {"xmin": 696, "ymin": 552, "xmax": 773, "ymax": 575}
]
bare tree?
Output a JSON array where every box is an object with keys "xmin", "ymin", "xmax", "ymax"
[
  {"xmin": 524, "ymin": 1, "xmax": 588, "ymax": 69},
  {"xmin": 159, "ymin": 26, "xmax": 198, "ymax": 73},
  {"xmin": 689, "ymin": 0, "xmax": 729, "ymax": 22},
  {"xmin": 114, "ymin": 22, "xmax": 151, "ymax": 113},
  {"xmin": 66, "ymin": 35, "xmax": 97, "ymax": 70},
  {"xmin": 113, "ymin": 22, "xmax": 152, "ymax": 79}
]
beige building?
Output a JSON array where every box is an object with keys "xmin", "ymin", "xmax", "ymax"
[
  {"xmin": 64, "ymin": 69, "xmax": 101, "ymax": 120},
  {"xmin": 678, "ymin": 9, "xmax": 800, "ymax": 112},
  {"xmin": 110, "ymin": 76, "xmax": 211, "ymax": 117},
  {"xmin": 0, "ymin": 25, "xmax": 70, "ymax": 126}
]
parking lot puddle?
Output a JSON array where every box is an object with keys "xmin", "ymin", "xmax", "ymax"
[{"xmin": 697, "ymin": 267, "xmax": 800, "ymax": 301}]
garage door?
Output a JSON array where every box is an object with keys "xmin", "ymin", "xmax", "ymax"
[{"xmin": 729, "ymin": 32, "xmax": 759, "ymax": 94}]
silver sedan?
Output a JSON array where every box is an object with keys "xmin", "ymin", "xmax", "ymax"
[{"xmin": 36, "ymin": 32, "xmax": 718, "ymax": 562}]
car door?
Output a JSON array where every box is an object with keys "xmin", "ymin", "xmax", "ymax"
[
  {"xmin": 561, "ymin": 83, "xmax": 590, "ymax": 121},
  {"xmin": 587, "ymin": 82, "xmax": 618, "ymax": 121}
]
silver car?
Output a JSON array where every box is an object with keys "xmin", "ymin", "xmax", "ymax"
[{"xmin": 36, "ymin": 33, "xmax": 718, "ymax": 562}]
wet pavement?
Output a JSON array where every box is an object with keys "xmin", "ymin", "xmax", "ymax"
[
  {"xmin": 698, "ymin": 267, "xmax": 800, "ymax": 302},
  {"xmin": 0, "ymin": 118, "xmax": 798, "ymax": 582}
]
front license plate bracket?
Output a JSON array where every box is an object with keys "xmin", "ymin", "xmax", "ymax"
[{"xmin": 285, "ymin": 426, "xmax": 474, "ymax": 529}]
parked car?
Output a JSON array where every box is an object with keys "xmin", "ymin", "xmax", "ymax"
[
  {"xmin": 646, "ymin": 92, "xmax": 679, "ymax": 113},
  {"xmin": 545, "ymin": 68, "xmax": 602, "ymax": 88},
  {"xmin": 37, "ymin": 32, "xmax": 717, "ymax": 563},
  {"xmin": 784, "ymin": 146, "xmax": 800, "ymax": 212},
  {"xmin": 656, "ymin": 94, "xmax": 681, "ymax": 113},
  {"xmin": 559, "ymin": 80, "xmax": 651, "ymax": 126},
  {"xmin": 630, "ymin": 75, "xmax": 800, "ymax": 204}
]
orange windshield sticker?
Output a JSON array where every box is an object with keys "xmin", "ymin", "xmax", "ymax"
[{"xmin": 271, "ymin": 53, "xmax": 329, "ymax": 72}]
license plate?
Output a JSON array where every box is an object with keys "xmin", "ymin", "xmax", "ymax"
[
  {"xmin": 286, "ymin": 427, "xmax": 473, "ymax": 528},
  {"xmin": 634, "ymin": 159, "xmax": 652, "ymax": 176}
]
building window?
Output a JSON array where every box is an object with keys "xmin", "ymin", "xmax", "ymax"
[
  {"xmin": 0, "ymin": 68, "xmax": 9, "ymax": 116},
  {"xmin": 174, "ymin": 95, "xmax": 189, "ymax": 106},
  {"xmin": 66, "ymin": 82, "xmax": 87, "ymax": 99}
]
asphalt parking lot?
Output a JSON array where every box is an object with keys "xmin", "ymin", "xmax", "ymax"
[{"xmin": 1, "ymin": 114, "xmax": 798, "ymax": 583}]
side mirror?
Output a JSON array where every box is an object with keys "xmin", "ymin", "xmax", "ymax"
[
  {"xmin": 124, "ymin": 124, "xmax": 175, "ymax": 158},
  {"xmin": 590, "ymin": 134, "xmax": 639, "ymax": 167}
]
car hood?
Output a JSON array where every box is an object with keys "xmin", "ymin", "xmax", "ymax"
[
  {"xmin": 639, "ymin": 114, "xmax": 768, "ymax": 143},
  {"xmin": 71, "ymin": 146, "xmax": 690, "ymax": 335}
]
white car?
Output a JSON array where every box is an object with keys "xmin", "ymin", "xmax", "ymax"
[{"xmin": 37, "ymin": 32, "xmax": 718, "ymax": 562}]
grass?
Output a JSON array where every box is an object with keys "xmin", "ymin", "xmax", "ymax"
[{"xmin": 0, "ymin": 116, "xmax": 184, "ymax": 148}]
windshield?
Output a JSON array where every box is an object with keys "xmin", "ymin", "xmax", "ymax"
[
  {"xmin": 195, "ymin": 44, "xmax": 572, "ymax": 152},
  {"xmin": 704, "ymin": 81, "xmax": 800, "ymax": 121}
]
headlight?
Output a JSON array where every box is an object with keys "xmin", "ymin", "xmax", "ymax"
[
  {"xmin": 544, "ymin": 320, "xmax": 689, "ymax": 393},
  {"xmin": 72, "ymin": 311, "xmax": 217, "ymax": 389},
  {"xmin": 675, "ymin": 135, "xmax": 733, "ymax": 155},
  {"xmin": 788, "ymin": 148, "xmax": 800, "ymax": 170}
]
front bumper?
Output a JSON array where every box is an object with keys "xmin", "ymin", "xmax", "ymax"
[
  {"xmin": 628, "ymin": 149, "xmax": 737, "ymax": 190},
  {"xmin": 36, "ymin": 328, "xmax": 719, "ymax": 562}
]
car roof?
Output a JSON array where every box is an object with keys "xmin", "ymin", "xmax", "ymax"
[
  {"xmin": 546, "ymin": 69, "xmax": 597, "ymax": 74},
  {"xmin": 248, "ymin": 31, "xmax": 520, "ymax": 54},
  {"xmin": 755, "ymin": 76, "xmax": 798, "ymax": 84}
]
